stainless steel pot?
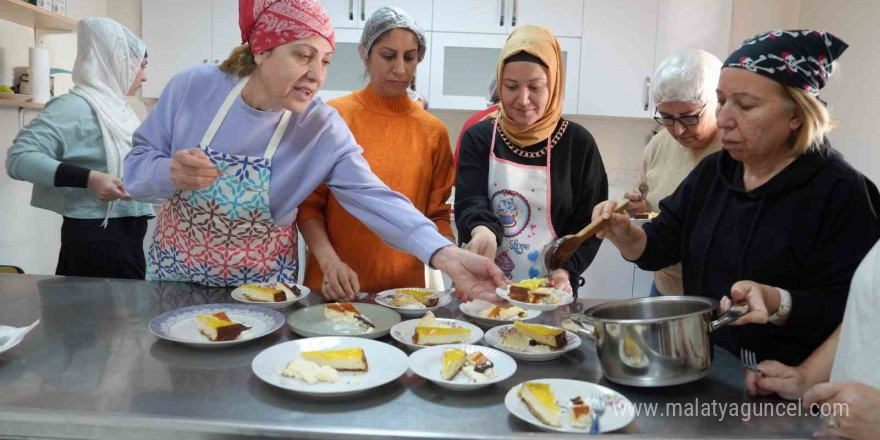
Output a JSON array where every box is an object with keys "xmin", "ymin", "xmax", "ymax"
[{"xmin": 562, "ymin": 296, "xmax": 747, "ymax": 387}]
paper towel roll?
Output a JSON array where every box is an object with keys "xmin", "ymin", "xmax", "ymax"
[{"xmin": 29, "ymin": 47, "xmax": 50, "ymax": 104}]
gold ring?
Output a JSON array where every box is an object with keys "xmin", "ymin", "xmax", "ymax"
[{"xmin": 824, "ymin": 414, "xmax": 840, "ymax": 429}]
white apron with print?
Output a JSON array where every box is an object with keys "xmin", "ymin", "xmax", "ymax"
[
  {"xmin": 487, "ymin": 119, "xmax": 556, "ymax": 281},
  {"xmin": 147, "ymin": 76, "xmax": 298, "ymax": 287}
]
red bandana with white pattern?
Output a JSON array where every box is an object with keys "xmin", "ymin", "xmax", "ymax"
[{"xmin": 239, "ymin": 0, "xmax": 335, "ymax": 54}]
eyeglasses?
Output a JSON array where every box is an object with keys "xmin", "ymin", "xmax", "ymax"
[{"xmin": 653, "ymin": 105, "xmax": 707, "ymax": 126}]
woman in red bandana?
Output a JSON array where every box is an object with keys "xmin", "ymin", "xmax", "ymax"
[{"xmin": 124, "ymin": 0, "xmax": 506, "ymax": 300}]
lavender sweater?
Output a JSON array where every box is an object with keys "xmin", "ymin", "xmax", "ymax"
[{"xmin": 124, "ymin": 64, "xmax": 450, "ymax": 264}]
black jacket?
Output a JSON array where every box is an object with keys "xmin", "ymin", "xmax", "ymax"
[
  {"xmin": 637, "ymin": 142, "xmax": 880, "ymax": 365},
  {"xmin": 455, "ymin": 118, "xmax": 608, "ymax": 293}
]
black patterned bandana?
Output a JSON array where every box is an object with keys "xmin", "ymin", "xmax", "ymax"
[{"xmin": 724, "ymin": 30, "xmax": 848, "ymax": 97}]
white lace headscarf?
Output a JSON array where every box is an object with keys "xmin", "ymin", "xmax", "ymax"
[{"xmin": 69, "ymin": 17, "xmax": 145, "ymax": 227}]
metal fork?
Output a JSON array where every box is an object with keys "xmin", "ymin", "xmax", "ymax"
[
  {"xmin": 588, "ymin": 393, "xmax": 607, "ymax": 434},
  {"xmin": 0, "ymin": 335, "xmax": 9, "ymax": 348},
  {"xmin": 740, "ymin": 348, "xmax": 761, "ymax": 373}
]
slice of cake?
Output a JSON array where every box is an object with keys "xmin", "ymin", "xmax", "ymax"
[
  {"xmin": 195, "ymin": 312, "xmax": 250, "ymax": 341},
  {"xmin": 281, "ymin": 359, "xmax": 339, "ymax": 384},
  {"xmin": 391, "ymin": 295, "xmax": 426, "ymax": 309},
  {"xmin": 241, "ymin": 284, "xmax": 285, "ymax": 302},
  {"xmin": 569, "ymin": 396, "xmax": 593, "ymax": 428},
  {"xmin": 324, "ymin": 302, "xmax": 375, "ymax": 331},
  {"xmin": 397, "ymin": 289, "xmax": 439, "ymax": 307},
  {"xmin": 481, "ymin": 305, "xmax": 527, "ymax": 320},
  {"xmin": 275, "ymin": 281, "xmax": 301, "ymax": 298},
  {"xmin": 461, "ymin": 351, "xmax": 495, "ymax": 383},
  {"xmin": 441, "ymin": 348, "xmax": 467, "ymax": 380},
  {"xmin": 301, "ymin": 347, "xmax": 368, "ymax": 372},
  {"xmin": 514, "ymin": 321, "xmax": 567, "ymax": 349},
  {"xmin": 508, "ymin": 278, "xmax": 559, "ymax": 304},
  {"xmin": 519, "ymin": 382, "xmax": 561, "ymax": 427},
  {"xmin": 413, "ymin": 312, "xmax": 471, "ymax": 345}
]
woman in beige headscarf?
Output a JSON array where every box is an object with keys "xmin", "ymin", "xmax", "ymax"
[{"xmin": 455, "ymin": 25, "xmax": 608, "ymax": 299}]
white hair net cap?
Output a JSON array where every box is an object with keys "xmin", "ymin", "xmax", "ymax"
[
  {"xmin": 359, "ymin": 6, "xmax": 426, "ymax": 62},
  {"xmin": 652, "ymin": 49, "xmax": 722, "ymax": 105}
]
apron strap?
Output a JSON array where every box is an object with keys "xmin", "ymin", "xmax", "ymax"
[
  {"xmin": 263, "ymin": 110, "xmax": 292, "ymax": 160},
  {"xmin": 200, "ymin": 76, "xmax": 249, "ymax": 148}
]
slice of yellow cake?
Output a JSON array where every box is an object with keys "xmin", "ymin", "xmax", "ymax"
[
  {"xmin": 519, "ymin": 382, "xmax": 561, "ymax": 427},
  {"xmin": 413, "ymin": 312, "xmax": 470, "ymax": 345},
  {"xmin": 241, "ymin": 284, "xmax": 285, "ymax": 302},
  {"xmin": 195, "ymin": 312, "xmax": 250, "ymax": 341},
  {"xmin": 514, "ymin": 321, "xmax": 567, "ymax": 349},
  {"xmin": 301, "ymin": 347, "xmax": 368, "ymax": 372},
  {"xmin": 441, "ymin": 348, "xmax": 466, "ymax": 380},
  {"xmin": 397, "ymin": 289, "xmax": 439, "ymax": 307}
]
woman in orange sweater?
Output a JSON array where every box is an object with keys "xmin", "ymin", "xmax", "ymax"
[{"xmin": 297, "ymin": 7, "xmax": 454, "ymax": 300}]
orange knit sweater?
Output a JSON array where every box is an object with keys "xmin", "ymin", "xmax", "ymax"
[{"xmin": 296, "ymin": 86, "xmax": 454, "ymax": 293}]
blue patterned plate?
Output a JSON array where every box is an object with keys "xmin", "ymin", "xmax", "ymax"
[{"xmin": 149, "ymin": 303, "xmax": 285, "ymax": 348}]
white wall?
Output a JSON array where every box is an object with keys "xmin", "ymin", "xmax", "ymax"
[{"xmin": 799, "ymin": 0, "xmax": 879, "ymax": 184}]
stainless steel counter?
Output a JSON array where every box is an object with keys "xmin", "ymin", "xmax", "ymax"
[{"xmin": 0, "ymin": 274, "xmax": 820, "ymax": 439}]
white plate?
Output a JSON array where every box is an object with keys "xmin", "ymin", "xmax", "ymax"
[
  {"xmin": 230, "ymin": 283, "xmax": 310, "ymax": 309},
  {"xmin": 390, "ymin": 318, "xmax": 483, "ymax": 351},
  {"xmin": 484, "ymin": 324, "xmax": 581, "ymax": 362},
  {"xmin": 374, "ymin": 288, "xmax": 453, "ymax": 317},
  {"xmin": 505, "ymin": 378, "xmax": 635, "ymax": 433},
  {"xmin": 149, "ymin": 304, "xmax": 285, "ymax": 348},
  {"xmin": 251, "ymin": 337, "xmax": 408, "ymax": 396},
  {"xmin": 459, "ymin": 299, "xmax": 542, "ymax": 328},
  {"xmin": 287, "ymin": 303, "xmax": 401, "ymax": 339},
  {"xmin": 495, "ymin": 286, "xmax": 574, "ymax": 311},
  {"xmin": 408, "ymin": 344, "xmax": 517, "ymax": 391}
]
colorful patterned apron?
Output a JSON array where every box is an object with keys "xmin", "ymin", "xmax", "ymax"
[
  {"xmin": 147, "ymin": 76, "xmax": 298, "ymax": 287},
  {"xmin": 487, "ymin": 119, "xmax": 556, "ymax": 281}
]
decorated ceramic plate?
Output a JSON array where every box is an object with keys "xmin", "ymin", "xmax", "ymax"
[
  {"xmin": 149, "ymin": 303, "xmax": 284, "ymax": 348},
  {"xmin": 287, "ymin": 303, "xmax": 400, "ymax": 339},
  {"xmin": 390, "ymin": 317, "xmax": 483, "ymax": 351},
  {"xmin": 484, "ymin": 324, "xmax": 581, "ymax": 362},
  {"xmin": 459, "ymin": 299, "xmax": 542, "ymax": 328},
  {"xmin": 407, "ymin": 344, "xmax": 516, "ymax": 391},
  {"xmin": 374, "ymin": 287, "xmax": 453, "ymax": 317},
  {"xmin": 505, "ymin": 378, "xmax": 634, "ymax": 433},
  {"xmin": 231, "ymin": 282, "xmax": 310, "ymax": 309}
]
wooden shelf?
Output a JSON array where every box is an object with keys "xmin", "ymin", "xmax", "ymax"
[
  {"xmin": 0, "ymin": 0, "xmax": 77, "ymax": 32},
  {"xmin": 0, "ymin": 99, "xmax": 44, "ymax": 109}
]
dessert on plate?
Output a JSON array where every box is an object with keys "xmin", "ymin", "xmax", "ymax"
[
  {"xmin": 280, "ymin": 359, "xmax": 339, "ymax": 384},
  {"xmin": 501, "ymin": 321, "xmax": 567, "ymax": 352},
  {"xmin": 441, "ymin": 348, "xmax": 467, "ymax": 380},
  {"xmin": 390, "ymin": 295, "xmax": 426, "ymax": 309},
  {"xmin": 301, "ymin": 347, "xmax": 369, "ymax": 372},
  {"xmin": 479, "ymin": 305, "xmax": 527, "ymax": 320},
  {"xmin": 413, "ymin": 312, "xmax": 470, "ymax": 345},
  {"xmin": 241, "ymin": 284, "xmax": 286, "ymax": 302},
  {"xmin": 324, "ymin": 302, "xmax": 375, "ymax": 332},
  {"xmin": 569, "ymin": 396, "xmax": 594, "ymax": 428},
  {"xmin": 275, "ymin": 281, "xmax": 302, "ymax": 298},
  {"xmin": 194, "ymin": 312, "xmax": 251, "ymax": 341},
  {"xmin": 396, "ymin": 288, "xmax": 439, "ymax": 307},
  {"xmin": 508, "ymin": 278, "xmax": 559, "ymax": 304},
  {"xmin": 461, "ymin": 351, "xmax": 495, "ymax": 383},
  {"xmin": 519, "ymin": 381, "xmax": 561, "ymax": 427}
]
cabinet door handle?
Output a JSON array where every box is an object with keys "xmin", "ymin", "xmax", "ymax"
[
  {"xmin": 202, "ymin": 59, "xmax": 208, "ymax": 63},
  {"xmin": 643, "ymin": 76, "xmax": 652, "ymax": 112},
  {"xmin": 500, "ymin": 0, "xmax": 505, "ymax": 26},
  {"xmin": 512, "ymin": 0, "xmax": 517, "ymax": 26},
  {"xmin": 361, "ymin": 0, "xmax": 365, "ymax": 21},
  {"xmin": 348, "ymin": 0, "xmax": 354, "ymax": 20}
]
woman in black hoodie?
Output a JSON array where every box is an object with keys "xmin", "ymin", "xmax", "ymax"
[{"xmin": 592, "ymin": 30, "xmax": 880, "ymax": 366}]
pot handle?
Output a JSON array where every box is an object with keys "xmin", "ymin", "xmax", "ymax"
[
  {"xmin": 561, "ymin": 313, "xmax": 596, "ymax": 340},
  {"xmin": 709, "ymin": 303, "xmax": 750, "ymax": 332}
]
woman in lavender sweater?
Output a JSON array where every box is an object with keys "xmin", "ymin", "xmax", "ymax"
[{"xmin": 124, "ymin": 0, "xmax": 504, "ymax": 298}]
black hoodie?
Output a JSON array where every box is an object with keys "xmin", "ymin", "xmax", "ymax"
[{"xmin": 636, "ymin": 141, "xmax": 880, "ymax": 365}]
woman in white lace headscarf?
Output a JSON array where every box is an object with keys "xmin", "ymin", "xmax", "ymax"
[{"xmin": 6, "ymin": 17, "xmax": 155, "ymax": 279}]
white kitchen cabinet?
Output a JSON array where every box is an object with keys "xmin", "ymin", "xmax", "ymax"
[
  {"xmin": 578, "ymin": 0, "xmax": 659, "ymax": 118},
  {"xmin": 432, "ymin": 0, "xmax": 508, "ymax": 34},
  {"xmin": 142, "ymin": 0, "xmax": 213, "ymax": 99},
  {"xmin": 511, "ymin": 0, "xmax": 583, "ymax": 38},
  {"xmin": 211, "ymin": 0, "xmax": 241, "ymax": 64},
  {"xmin": 360, "ymin": 0, "xmax": 433, "ymax": 30},
  {"xmin": 319, "ymin": 0, "xmax": 359, "ymax": 29},
  {"xmin": 654, "ymin": 0, "xmax": 732, "ymax": 69},
  {"xmin": 580, "ymin": 240, "xmax": 634, "ymax": 300},
  {"xmin": 429, "ymin": 32, "xmax": 579, "ymax": 114},
  {"xmin": 319, "ymin": 29, "xmax": 431, "ymax": 102}
]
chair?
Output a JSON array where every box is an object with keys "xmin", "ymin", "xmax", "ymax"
[{"xmin": 0, "ymin": 265, "xmax": 25, "ymax": 274}]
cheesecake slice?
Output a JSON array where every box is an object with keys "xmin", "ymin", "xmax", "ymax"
[
  {"xmin": 514, "ymin": 321, "xmax": 567, "ymax": 349},
  {"xmin": 301, "ymin": 347, "xmax": 369, "ymax": 372},
  {"xmin": 241, "ymin": 284, "xmax": 286, "ymax": 302},
  {"xmin": 569, "ymin": 396, "xmax": 593, "ymax": 428},
  {"xmin": 461, "ymin": 351, "xmax": 495, "ymax": 383},
  {"xmin": 519, "ymin": 382, "xmax": 561, "ymax": 427},
  {"xmin": 441, "ymin": 348, "xmax": 467, "ymax": 380},
  {"xmin": 397, "ymin": 289, "xmax": 439, "ymax": 307},
  {"xmin": 195, "ymin": 312, "xmax": 250, "ymax": 341},
  {"xmin": 482, "ymin": 305, "xmax": 527, "ymax": 320},
  {"xmin": 391, "ymin": 295, "xmax": 426, "ymax": 309},
  {"xmin": 275, "ymin": 281, "xmax": 301, "ymax": 298},
  {"xmin": 413, "ymin": 312, "xmax": 471, "ymax": 345},
  {"xmin": 324, "ymin": 302, "xmax": 375, "ymax": 331}
]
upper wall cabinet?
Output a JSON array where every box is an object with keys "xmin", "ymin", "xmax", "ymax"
[
  {"xmin": 433, "ymin": 0, "xmax": 582, "ymax": 38},
  {"xmin": 142, "ymin": 0, "xmax": 214, "ymax": 99},
  {"xmin": 320, "ymin": 0, "xmax": 433, "ymax": 30},
  {"xmin": 654, "ymin": 0, "xmax": 732, "ymax": 70}
]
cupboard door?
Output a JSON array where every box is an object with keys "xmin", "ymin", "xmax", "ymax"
[
  {"xmin": 142, "ymin": 0, "xmax": 213, "ymax": 98},
  {"xmin": 655, "ymin": 0, "xmax": 733, "ymax": 68},
  {"xmin": 318, "ymin": 29, "xmax": 366, "ymax": 101},
  {"xmin": 511, "ymin": 0, "xmax": 583, "ymax": 38},
  {"xmin": 432, "ymin": 0, "xmax": 508, "ymax": 34},
  {"xmin": 360, "ymin": 0, "xmax": 433, "ymax": 30},
  {"xmin": 319, "ymin": 0, "xmax": 359, "ymax": 29},
  {"xmin": 212, "ymin": 0, "xmax": 241, "ymax": 65},
  {"xmin": 578, "ymin": 0, "xmax": 658, "ymax": 118}
]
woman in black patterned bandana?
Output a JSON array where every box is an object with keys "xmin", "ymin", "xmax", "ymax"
[{"xmin": 592, "ymin": 30, "xmax": 880, "ymax": 367}]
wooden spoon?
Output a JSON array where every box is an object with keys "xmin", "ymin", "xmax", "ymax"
[{"xmin": 543, "ymin": 200, "xmax": 630, "ymax": 270}]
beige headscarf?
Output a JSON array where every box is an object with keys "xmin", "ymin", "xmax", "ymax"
[{"xmin": 488, "ymin": 25, "xmax": 564, "ymax": 147}]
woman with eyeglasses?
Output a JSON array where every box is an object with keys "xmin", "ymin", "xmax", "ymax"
[
  {"xmin": 592, "ymin": 30, "xmax": 880, "ymax": 366},
  {"xmin": 625, "ymin": 50, "xmax": 723, "ymax": 296}
]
